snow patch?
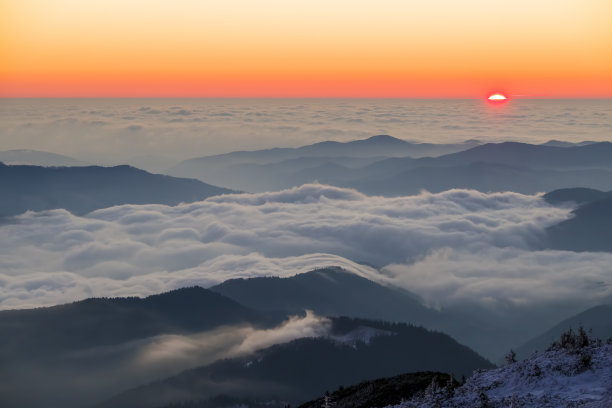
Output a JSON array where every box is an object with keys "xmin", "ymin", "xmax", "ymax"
[{"xmin": 388, "ymin": 343, "xmax": 612, "ymax": 408}]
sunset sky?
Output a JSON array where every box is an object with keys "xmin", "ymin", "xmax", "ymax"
[{"xmin": 2, "ymin": 0, "xmax": 611, "ymax": 98}]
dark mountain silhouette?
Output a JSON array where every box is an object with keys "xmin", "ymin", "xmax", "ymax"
[
  {"xmin": 155, "ymin": 372, "xmax": 455, "ymax": 408},
  {"xmin": 100, "ymin": 317, "xmax": 493, "ymax": 408},
  {"xmin": 514, "ymin": 305, "xmax": 612, "ymax": 359},
  {"xmin": 0, "ymin": 287, "xmax": 265, "ymax": 358},
  {"xmin": 426, "ymin": 141, "xmax": 612, "ymax": 169},
  {"xmin": 298, "ymin": 371, "xmax": 456, "ymax": 408},
  {"xmin": 173, "ymin": 135, "xmax": 480, "ymax": 166},
  {"xmin": 346, "ymin": 163, "xmax": 612, "ymax": 196},
  {"xmin": 543, "ymin": 187, "xmax": 612, "ymax": 206},
  {"xmin": 210, "ymin": 268, "xmax": 530, "ymax": 361},
  {"xmin": 0, "ymin": 163, "xmax": 233, "ymax": 217},
  {"xmin": 0, "ymin": 149, "xmax": 84, "ymax": 166},
  {"xmin": 168, "ymin": 141, "xmax": 612, "ymax": 194},
  {"xmin": 544, "ymin": 195, "xmax": 612, "ymax": 252},
  {"xmin": 292, "ymin": 135, "xmax": 480, "ymax": 159},
  {"xmin": 167, "ymin": 136, "xmax": 481, "ymax": 191},
  {"xmin": 211, "ymin": 267, "xmax": 440, "ymax": 325},
  {"xmin": 0, "ymin": 287, "xmax": 276, "ymax": 408}
]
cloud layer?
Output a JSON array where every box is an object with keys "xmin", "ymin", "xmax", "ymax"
[
  {"xmin": 2, "ymin": 99, "xmax": 611, "ymax": 171},
  {"xmin": 3, "ymin": 184, "xmax": 600, "ymax": 310}
]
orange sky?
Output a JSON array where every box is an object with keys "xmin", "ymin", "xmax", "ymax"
[{"xmin": 2, "ymin": 0, "xmax": 611, "ymax": 97}]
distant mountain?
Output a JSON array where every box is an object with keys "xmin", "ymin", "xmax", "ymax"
[
  {"xmin": 539, "ymin": 140, "xmax": 598, "ymax": 148},
  {"xmin": 428, "ymin": 141, "xmax": 612, "ymax": 170},
  {"xmin": 167, "ymin": 136, "xmax": 481, "ymax": 191},
  {"xmin": 345, "ymin": 162, "xmax": 612, "ymax": 196},
  {"xmin": 0, "ymin": 287, "xmax": 265, "ymax": 359},
  {"xmin": 101, "ymin": 317, "xmax": 493, "ymax": 408},
  {"xmin": 515, "ymin": 305, "xmax": 612, "ymax": 360},
  {"xmin": 544, "ymin": 194, "xmax": 612, "ymax": 252},
  {"xmin": 543, "ymin": 187, "xmax": 612, "ymax": 206},
  {"xmin": 293, "ymin": 135, "xmax": 480, "ymax": 159},
  {"xmin": 0, "ymin": 149, "xmax": 84, "ymax": 166},
  {"xmin": 0, "ymin": 163, "xmax": 234, "ymax": 217},
  {"xmin": 168, "ymin": 141, "xmax": 612, "ymax": 194}
]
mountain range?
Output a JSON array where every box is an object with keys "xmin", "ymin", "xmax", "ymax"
[
  {"xmin": 167, "ymin": 137, "xmax": 612, "ymax": 194},
  {"xmin": 210, "ymin": 268, "xmax": 521, "ymax": 360},
  {"xmin": 0, "ymin": 149, "xmax": 85, "ymax": 167},
  {"xmin": 1, "ymin": 268, "xmax": 608, "ymax": 408},
  {"xmin": 0, "ymin": 282, "xmax": 491, "ymax": 408},
  {"xmin": 100, "ymin": 317, "xmax": 493, "ymax": 408},
  {"xmin": 0, "ymin": 287, "xmax": 274, "ymax": 408},
  {"xmin": 0, "ymin": 163, "xmax": 233, "ymax": 218}
]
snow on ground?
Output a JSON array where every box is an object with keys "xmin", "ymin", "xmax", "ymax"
[{"xmin": 388, "ymin": 342, "xmax": 612, "ymax": 408}]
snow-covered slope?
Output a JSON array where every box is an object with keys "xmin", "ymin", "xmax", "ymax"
[{"xmin": 390, "ymin": 342, "xmax": 612, "ymax": 408}]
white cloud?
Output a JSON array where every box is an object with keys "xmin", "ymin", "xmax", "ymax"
[
  {"xmin": 3, "ymin": 183, "xmax": 610, "ymax": 314},
  {"xmin": 131, "ymin": 311, "xmax": 330, "ymax": 373},
  {"xmin": 384, "ymin": 247, "xmax": 612, "ymax": 310}
]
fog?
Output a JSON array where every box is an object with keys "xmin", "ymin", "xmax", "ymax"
[
  {"xmin": 1, "ymin": 99, "xmax": 611, "ymax": 171},
  {"xmin": 2, "ymin": 311, "xmax": 330, "ymax": 407},
  {"xmin": 2, "ymin": 184, "xmax": 611, "ymax": 317}
]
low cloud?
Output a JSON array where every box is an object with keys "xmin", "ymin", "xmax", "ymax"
[
  {"xmin": 5, "ymin": 312, "xmax": 331, "ymax": 407},
  {"xmin": 4, "ymin": 183, "xmax": 612, "ymax": 317},
  {"xmin": 384, "ymin": 247, "xmax": 612, "ymax": 310},
  {"xmin": 130, "ymin": 311, "xmax": 330, "ymax": 374},
  {"xmin": 0, "ymin": 184, "xmax": 576, "ymax": 309}
]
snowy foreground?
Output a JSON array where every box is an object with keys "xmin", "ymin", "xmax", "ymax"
[{"xmin": 388, "ymin": 343, "xmax": 612, "ymax": 408}]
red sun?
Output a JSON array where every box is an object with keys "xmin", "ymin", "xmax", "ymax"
[{"xmin": 487, "ymin": 93, "xmax": 508, "ymax": 101}]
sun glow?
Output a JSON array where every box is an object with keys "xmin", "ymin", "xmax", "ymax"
[{"xmin": 488, "ymin": 93, "xmax": 508, "ymax": 101}]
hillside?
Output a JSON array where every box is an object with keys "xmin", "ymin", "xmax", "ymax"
[
  {"xmin": 0, "ymin": 287, "xmax": 271, "ymax": 408},
  {"xmin": 101, "ymin": 317, "xmax": 493, "ymax": 408},
  {"xmin": 210, "ymin": 267, "xmax": 441, "ymax": 327},
  {"xmin": 0, "ymin": 287, "xmax": 266, "ymax": 358},
  {"xmin": 298, "ymin": 372, "xmax": 456, "ymax": 408},
  {"xmin": 210, "ymin": 268, "xmax": 572, "ymax": 361},
  {"xmin": 545, "ymin": 195, "xmax": 612, "ymax": 252},
  {"xmin": 390, "ymin": 339, "xmax": 612, "ymax": 407},
  {"xmin": 0, "ymin": 163, "xmax": 233, "ymax": 217}
]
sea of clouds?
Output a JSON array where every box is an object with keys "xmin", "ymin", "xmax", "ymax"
[
  {"xmin": 2, "ymin": 183, "xmax": 612, "ymax": 312},
  {"xmin": 2, "ymin": 99, "xmax": 611, "ymax": 171}
]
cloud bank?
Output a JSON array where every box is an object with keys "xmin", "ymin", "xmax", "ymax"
[
  {"xmin": 2, "ymin": 99, "xmax": 611, "ymax": 171},
  {"xmin": 1, "ymin": 184, "xmax": 611, "ymax": 313}
]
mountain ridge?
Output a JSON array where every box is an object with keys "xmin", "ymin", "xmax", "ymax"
[{"xmin": 0, "ymin": 162, "xmax": 234, "ymax": 217}]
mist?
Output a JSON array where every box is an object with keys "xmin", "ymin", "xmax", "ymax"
[
  {"xmin": 2, "ymin": 183, "xmax": 611, "ymax": 326},
  {"xmin": 2, "ymin": 99, "xmax": 611, "ymax": 171},
  {"xmin": 1, "ymin": 311, "xmax": 330, "ymax": 407}
]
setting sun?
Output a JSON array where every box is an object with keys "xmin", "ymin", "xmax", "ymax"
[{"xmin": 488, "ymin": 93, "xmax": 508, "ymax": 101}]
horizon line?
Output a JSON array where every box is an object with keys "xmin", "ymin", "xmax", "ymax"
[{"xmin": 2, "ymin": 96, "xmax": 612, "ymax": 100}]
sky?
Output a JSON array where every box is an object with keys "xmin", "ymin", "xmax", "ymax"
[{"xmin": 2, "ymin": 0, "xmax": 612, "ymax": 98}]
